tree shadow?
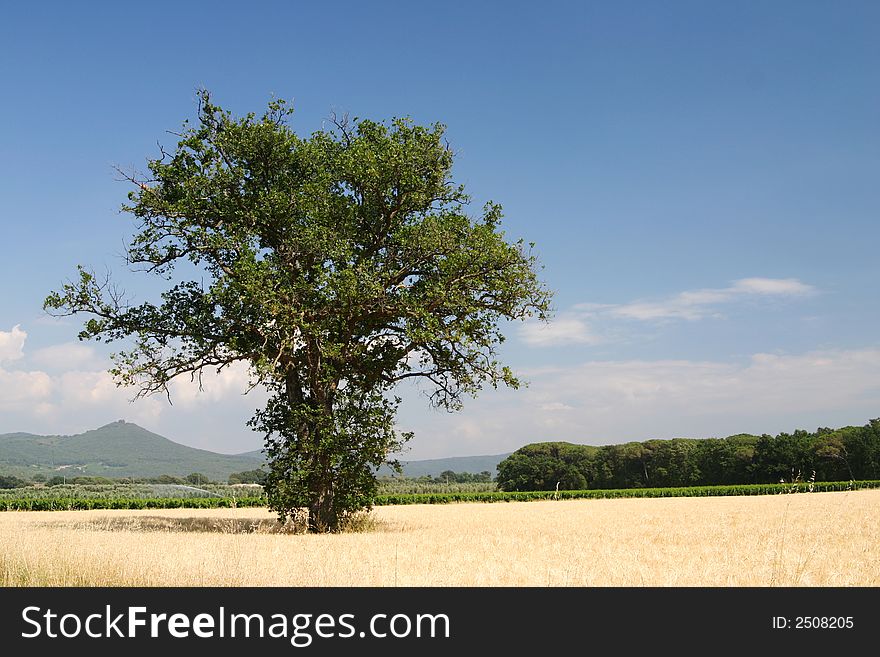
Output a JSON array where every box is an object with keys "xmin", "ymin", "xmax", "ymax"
[
  {"xmin": 78, "ymin": 515, "xmax": 302, "ymax": 534},
  {"xmin": 60, "ymin": 512, "xmax": 397, "ymax": 535}
]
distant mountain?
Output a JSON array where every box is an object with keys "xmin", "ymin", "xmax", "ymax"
[
  {"xmin": 379, "ymin": 453, "xmax": 511, "ymax": 478},
  {"xmin": 235, "ymin": 449, "xmax": 510, "ymax": 478},
  {"xmin": 0, "ymin": 421, "xmax": 263, "ymax": 481},
  {"xmin": 0, "ymin": 421, "xmax": 511, "ymax": 482},
  {"xmin": 234, "ymin": 449, "xmax": 265, "ymax": 460}
]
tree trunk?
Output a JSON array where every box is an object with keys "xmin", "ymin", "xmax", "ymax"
[
  {"xmin": 308, "ymin": 480, "xmax": 336, "ymax": 532},
  {"xmin": 307, "ymin": 453, "xmax": 336, "ymax": 532}
]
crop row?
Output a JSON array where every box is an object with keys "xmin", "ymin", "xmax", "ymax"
[
  {"xmin": 373, "ymin": 479, "xmax": 880, "ymax": 505},
  {"xmin": 0, "ymin": 484, "xmax": 263, "ymax": 500},
  {"xmin": 1, "ymin": 480, "xmax": 877, "ymax": 511},
  {"xmin": 0, "ymin": 496, "xmax": 267, "ymax": 511},
  {"xmin": 376, "ymin": 481, "xmax": 498, "ymax": 495}
]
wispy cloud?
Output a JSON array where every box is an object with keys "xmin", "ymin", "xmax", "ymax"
[
  {"xmin": 731, "ymin": 278, "xmax": 814, "ymax": 295},
  {"xmin": 608, "ymin": 277, "xmax": 815, "ymax": 322},
  {"xmin": 518, "ymin": 315, "xmax": 601, "ymax": 347},
  {"xmin": 519, "ymin": 277, "xmax": 816, "ymax": 346}
]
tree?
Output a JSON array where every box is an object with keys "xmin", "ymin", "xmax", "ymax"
[
  {"xmin": 752, "ymin": 430, "xmax": 815, "ymax": 483},
  {"xmin": 0, "ymin": 475, "xmax": 28, "ymax": 489},
  {"xmin": 44, "ymin": 91, "xmax": 552, "ymax": 532},
  {"xmin": 496, "ymin": 443, "xmax": 589, "ymax": 491},
  {"xmin": 154, "ymin": 475, "xmax": 186, "ymax": 485},
  {"xmin": 228, "ymin": 468, "xmax": 268, "ymax": 485}
]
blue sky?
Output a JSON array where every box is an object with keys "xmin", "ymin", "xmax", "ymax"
[{"xmin": 1, "ymin": 1, "xmax": 878, "ymax": 458}]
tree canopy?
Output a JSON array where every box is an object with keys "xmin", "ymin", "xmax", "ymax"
[
  {"xmin": 45, "ymin": 91, "xmax": 552, "ymax": 531},
  {"xmin": 496, "ymin": 419, "xmax": 880, "ymax": 492}
]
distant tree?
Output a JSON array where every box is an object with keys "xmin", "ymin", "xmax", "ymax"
[
  {"xmin": 752, "ymin": 431, "xmax": 815, "ymax": 483},
  {"xmin": 47, "ymin": 476, "xmax": 66, "ymax": 487},
  {"xmin": 0, "ymin": 475, "xmax": 28, "ymax": 489},
  {"xmin": 813, "ymin": 433, "xmax": 854, "ymax": 481},
  {"xmin": 496, "ymin": 443, "xmax": 588, "ymax": 491},
  {"xmin": 594, "ymin": 444, "xmax": 631, "ymax": 488},
  {"xmin": 31, "ymin": 474, "xmax": 47, "ymax": 483},
  {"xmin": 648, "ymin": 439, "xmax": 701, "ymax": 487},
  {"xmin": 228, "ymin": 469, "xmax": 267, "ymax": 485},
  {"xmin": 841, "ymin": 420, "xmax": 880, "ymax": 480},
  {"xmin": 185, "ymin": 472, "xmax": 212, "ymax": 485},
  {"xmin": 70, "ymin": 476, "xmax": 114, "ymax": 485},
  {"xmin": 497, "ymin": 419, "xmax": 880, "ymax": 492},
  {"xmin": 433, "ymin": 470, "xmax": 494, "ymax": 484},
  {"xmin": 438, "ymin": 470, "xmax": 456, "ymax": 484},
  {"xmin": 154, "ymin": 474, "xmax": 186, "ymax": 485},
  {"xmin": 44, "ymin": 91, "xmax": 552, "ymax": 532},
  {"xmin": 695, "ymin": 435, "xmax": 757, "ymax": 485}
]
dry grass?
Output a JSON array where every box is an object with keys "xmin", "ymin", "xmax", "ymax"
[{"xmin": 2, "ymin": 489, "xmax": 879, "ymax": 586}]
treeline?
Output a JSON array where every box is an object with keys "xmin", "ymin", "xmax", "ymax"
[
  {"xmin": 407, "ymin": 470, "xmax": 494, "ymax": 484},
  {"xmin": 497, "ymin": 419, "xmax": 880, "ymax": 491},
  {"xmin": 0, "ymin": 469, "xmax": 266, "ymax": 489}
]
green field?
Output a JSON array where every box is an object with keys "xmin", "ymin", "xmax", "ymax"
[{"xmin": 2, "ymin": 479, "xmax": 878, "ymax": 511}]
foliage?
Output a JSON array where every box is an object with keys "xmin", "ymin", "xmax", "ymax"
[
  {"xmin": 44, "ymin": 91, "xmax": 552, "ymax": 531},
  {"xmin": 0, "ymin": 475, "xmax": 28, "ymax": 489},
  {"xmin": 384, "ymin": 470, "xmax": 495, "ymax": 486},
  {"xmin": 496, "ymin": 443, "xmax": 593, "ymax": 491},
  {"xmin": 376, "ymin": 477, "xmax": 497, "ymax": 495},
  {"xmin": 66, "ymin": 476, "xmax": 115, "ymax": 485},
  {"xmin": 185, "ymin": 472, "xmax": 213, "ymax": 485},
  {"xmin": 496, "ymin": 419, "xmax": 880, "ymax": 492},
  {"xmin": 154, "ymin": 475, "xmax": 187, "ymax": 485},
  {"xmin": 228, "ymin": 469, "xmax": 268, "ymax": 485},
  {"xmin": 436, "ymin": 470, "xmax": 493, "ymax": 483}
]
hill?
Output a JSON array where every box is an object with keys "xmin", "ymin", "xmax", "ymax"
[
  {"xmin": 228, "ymin": 449, "xmax": 511, "ymax": 478},
  {"xmin": 0, "ymin": 421, "xmax": 510, "ymax": 482},
  {"xmin": 0, "ymin": 421, "xmax": 263, "ymax": 482},
  {"xmin": 380, "ymin": 453, "xmax": 512, "ymax": 478}
]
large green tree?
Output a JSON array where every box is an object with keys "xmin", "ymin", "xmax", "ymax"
[{"xmin": 44, "ymin": 91, "xmax": 552, "ymax": 532}]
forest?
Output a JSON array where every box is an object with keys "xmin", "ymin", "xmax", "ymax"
[{"xmin": 496, "ymin": 419, "xmax": 880, "ymax": 491}]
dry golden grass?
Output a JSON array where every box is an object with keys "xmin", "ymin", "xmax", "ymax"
[{"xmin": 2, "ymin": 489, "xmax": 879, "ymax": 586}]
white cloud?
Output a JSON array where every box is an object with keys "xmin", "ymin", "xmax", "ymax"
[
  {"xmin": 168, "ymin": 360, "xmax": 256, "ymax": 408},
  {"xmin": 0, "ymin": 325, "xmax": 27, "ymax": 362},
  {"xmin": 0, "ymin": 325, "xmax": 54, "ymax": 411},
  {"xmin": 520, "ymin": 277, "xmax": 818, "ymax": 347},
  {"xmin": 397, "ymin": 347, "xmax": 880, "ymax": 458},
  {"xmin": 609, "ymin": 300, "xmax": 706, "ymax": 321},
  {"xmin": 608, "ymin": 277, "xmax": 816, "ymax": 322},
  {"xmin": 0, "ymin": 368, "xmax": 53, "ymax": 410},
  {"xmin": 539, "ymin": 402, "xmax": 574, "ymax": 411},
  {"xmin": 731, "ymin": 277, "xmax": 815, "ymax": 295},
  {"xmin": 0, "ymin": 336, "xmax": 267, "ymax": 451},
  {"xmin": 58, "ymin": 370, "xmax": 130, "ymax": 406},
  {"xmin": 30, "ymin": 342, "xmax": 102, "ymax": 371},
  {"xmin": 519, "ymin": 315, "xmax": 602, "ymax": 347}
]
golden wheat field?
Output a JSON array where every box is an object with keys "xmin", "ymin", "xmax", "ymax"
[{"xmin": 2, "ymin": 489, "xmax": 879, "ymax": 586}]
